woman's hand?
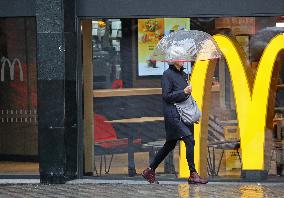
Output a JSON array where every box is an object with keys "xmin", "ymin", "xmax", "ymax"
[{"xmin": 184, "ymin": 85, "xmax": 192, "ymax": 94}]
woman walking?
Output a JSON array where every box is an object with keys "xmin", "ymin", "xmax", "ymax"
[{"xmin": 142, "ymin": 61, "xmax": 208, "ymax": 184}]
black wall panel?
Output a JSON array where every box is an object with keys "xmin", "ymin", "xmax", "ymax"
[
  {"xmin": 78, "ymin": 0, "xmax": 284, "ymax": 18},
  {"xmin": 0, "ymin": 0, "xmax": 35, "ymax": 17},
  {"xmin": 1, "ymin": 0, "xmax": 284, "ymax": 18}
]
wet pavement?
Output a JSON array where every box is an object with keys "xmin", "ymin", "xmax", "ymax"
[{"xmin": 0, "ymin": 180, "xmax": 284, "ymax": 198}]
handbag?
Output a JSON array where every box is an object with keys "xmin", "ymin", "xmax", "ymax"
[{"xmin": 174, "ymin": 95, "xmax": 201, "ymax": 125}]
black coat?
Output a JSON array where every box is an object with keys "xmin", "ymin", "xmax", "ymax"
[{"xmin": 161, "ymin": 65, "xmax": 194, "ymax": 140}]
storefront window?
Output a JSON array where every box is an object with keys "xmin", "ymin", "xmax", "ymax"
[
  {"xmin": 88, "ymin": 16, "xmax": 284, "ymax": 179},
  {"xmin": 0, "ymin": 18, "xmax": 38, "ymax": 175}
]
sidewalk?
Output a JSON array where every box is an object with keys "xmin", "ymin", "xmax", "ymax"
[{"xmin": 0, "ymin": 179, "xmax": 284, "ymax": 198}]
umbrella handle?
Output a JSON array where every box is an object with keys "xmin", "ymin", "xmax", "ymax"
[{"xmin": 187, "ymin": 73, "xmax": 192, "ymax": 86}]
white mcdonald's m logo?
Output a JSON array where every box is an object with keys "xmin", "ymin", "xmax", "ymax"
[
  {"xmin": 1, "ymin": 56, "xmax": 23, "ymax": 82},
  {"xmin": 179, "ymin": 34, "xmax": 284, "ymax": 177}
]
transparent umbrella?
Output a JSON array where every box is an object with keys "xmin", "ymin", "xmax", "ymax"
[{"xmin": 151, "ymin": 30, "xmax": 222, "ymax": 62}]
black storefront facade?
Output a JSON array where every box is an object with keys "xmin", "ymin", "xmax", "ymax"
[{"xmin": 0, "ymin": 0, "xmax": 284, "ymax": 184}]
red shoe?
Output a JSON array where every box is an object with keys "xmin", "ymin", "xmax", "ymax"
[
  {"xmin": 188, "ymin": 172, "xmax": 208, "ymax": 184},
  {"xmin": 142, "ymin": 168, "xmax": 159, "ymax": 184}
]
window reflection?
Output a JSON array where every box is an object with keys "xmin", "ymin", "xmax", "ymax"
[{"xmin": 0, "ymin": 18, "xmax": 38, "ymax": 175}]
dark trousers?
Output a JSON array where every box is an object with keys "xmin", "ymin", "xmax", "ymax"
[{"xmin": 149, "ymin": 135, "xmax": 196, "ymax": 173}]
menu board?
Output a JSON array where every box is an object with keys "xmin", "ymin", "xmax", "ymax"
[{"xmin": 138, "ymin": 18, "xmax": 190, "ymax": 76}]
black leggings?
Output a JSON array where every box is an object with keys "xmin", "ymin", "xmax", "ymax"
[{"xmin": 149, "ymin": 135, "xmax": 196, "ymax": 173}]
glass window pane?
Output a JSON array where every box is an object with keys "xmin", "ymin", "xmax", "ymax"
[
  {"xmin": 87, "ymin": 16, "xmax": 284, "ymax": 180},
  {"xmin": 0, "ymin": 17, "xmax": 38, "ymax": 175}
]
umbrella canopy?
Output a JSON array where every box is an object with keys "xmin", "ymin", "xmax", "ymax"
[
  {"xmin": 151, "ymin": 30, "xmax": 221, "ymax": 62},
  {"xmin": 250, "ymin": 26, "xmax": 284, "ymax": 61}
]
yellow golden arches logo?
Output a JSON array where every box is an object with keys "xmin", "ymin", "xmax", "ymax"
[{"xmin": 179, "ymin": 34, "xmax": 284, "ymax": 178}]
